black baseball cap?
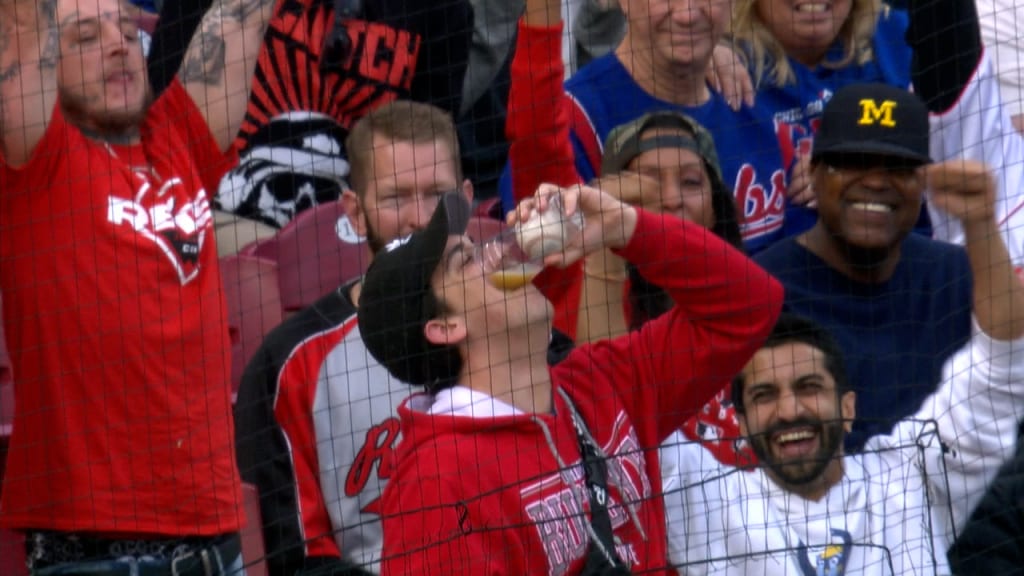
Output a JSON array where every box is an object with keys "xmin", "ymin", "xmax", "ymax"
[
  {"xmin": 357, "ymin": 192, "xmax": 471, "ymax": 389},
  {"xmin": 812, "ymin": 83, "xmax": 931, "ymax": 165}
]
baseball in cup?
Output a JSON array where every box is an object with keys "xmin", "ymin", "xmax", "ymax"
[{"xmin": 476, "ymin": 194, "xmax": 585, "ymax": 291}]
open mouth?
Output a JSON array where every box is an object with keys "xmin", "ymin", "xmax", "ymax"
[
  {"xmin": 793, "ymin": 2, "xmax": 830, "ymax": 13},
  {"xmin": 105, "ymin": 71, "xmax": 134, "ymax": 86},
  {"xmin": 772, "ymin": 427, "xmax": 819, "ymax": 459},
  {"xmin": 847, "ymin": 201, "xmax": 894, "ymax": 214}
]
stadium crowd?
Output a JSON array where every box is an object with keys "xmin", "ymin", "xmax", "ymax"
[{"xmin": 1, "ymin": 0, "xmax": 1024, "ymax": 574}]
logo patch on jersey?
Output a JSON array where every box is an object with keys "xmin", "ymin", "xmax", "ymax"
[
  {"xmin": 797, "ymin": 528, "xmax": 852, "ymax": 576},
  {"xmin": 346, "ymin": 417, "xmax": 401, "ymax": 516},
  {"xmin": 734, "ymin": 163, "xmax": 787, "ymax": 241},
  {"xmin": 107, "ymin": 182, "xmax": 213, "ymax": 285},
  {"xmin": 858, "ymin": 99, "xmax": 897, "ymax": 127}
]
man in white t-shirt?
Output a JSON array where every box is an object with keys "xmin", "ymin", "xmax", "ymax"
[{"xmin": 661, "ymin": 159, "xmax": 1024, "ymax": 575}]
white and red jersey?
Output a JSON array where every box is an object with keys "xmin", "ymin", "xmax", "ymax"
[
  {"xmin": 234, "ymin": 284, "xmax": 411, "ymax": 575},
  {"xmin": 0, "ymin": 80, "xmax": 243, "ymax": 535},
  {"xmin": 927, "ymin": 50, "xmax": 1024, "ymax": 276}
]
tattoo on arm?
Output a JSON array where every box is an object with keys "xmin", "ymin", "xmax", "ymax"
[
  {"xmin": 0, "ymin": 23, "xmax": 18, "ymax": 85},
  {"xmin": 0, "ymin": 61, "xmax": 19, "ymax": 84},
  {"xmin": 179, "ymin": 0, "xmax": 273, "ymax": 86},
  {"xmin": 37, "ymin": 0, "xmax": 58, "ymax": 70},
  {"xmin": 224, "ymin": 0, "xmax": 273, "ymax": 23},
  {"xmin": 179, "ymin": 15, "xmax": 227, "ymax": 86}
]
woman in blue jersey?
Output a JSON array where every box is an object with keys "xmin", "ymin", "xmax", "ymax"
[
  {"xmin": 501, "ymin": 0, "xmax": 791, "ymax": 255},
  {"xmin": 724, "ymin": 0, "xmax": 984, "ymax": 235}
]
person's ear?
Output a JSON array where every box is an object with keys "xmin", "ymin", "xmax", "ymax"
[
  {"xmin": 424, "ymin": 316, "xmax": 467, "ymax": 346},
  {"xmin": 341, "ymin": 188, "xmax": 368, "ymax": 236},
  {"xmin": 840, "ymin": 390, "xmax": 856, "ymax": 433}
]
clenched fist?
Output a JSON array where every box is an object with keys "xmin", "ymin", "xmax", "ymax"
[{"xmin": 926, "ymin": 160, "xmax": 996, "ymax": 225}]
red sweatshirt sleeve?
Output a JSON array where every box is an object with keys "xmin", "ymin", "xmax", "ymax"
[
  {"xmin": 507, "ymin": 21, "xmax": 579, "ymax": 195},
  {"xmin": 579, "ymin": 209, "xmax": 784, "ymax": 443},
  {"xmin": 506, "ymin": 21, "xmax": 585, "ymax": 339}
]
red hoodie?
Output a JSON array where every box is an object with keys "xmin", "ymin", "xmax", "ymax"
[
  {"xmin": 507, "ymin": 21, "xmax": 756, "ymax": 467},
  {"xmin": 379, "ymin": 207, "xmax": 784, "ymax": 574}
]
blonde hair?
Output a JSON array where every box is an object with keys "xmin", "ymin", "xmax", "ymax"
[{"xmin": 732, "ymin": 0, "xmax": 885, "ymax": 87}]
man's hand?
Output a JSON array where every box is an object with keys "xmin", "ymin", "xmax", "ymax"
[
  {"xmin": 926, "ymin": 159, "xmax": 996, "ymax": 226},
  {"xmin": 787, "ymin": 151, "xmax": 816, "ymax": 208},
  {"xmin": 524, "ymin": 0, "xmax": 562, "ymax": 27},
  {"xmin": 508, "ymin": 182, "xmax": 638, "ymax": 267},
  {"xmin": 590, "ymin": 171, "xmax": 662, "ymax": 212},
  {"xmin": 930, "ymin": 160, "xmax": 1024, "ymax": 340}
]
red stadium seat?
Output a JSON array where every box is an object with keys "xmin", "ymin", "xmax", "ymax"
[
  {"xmin": 242, "ymin": 235, "xmax": 278, "ymax": 262},
  {"xmin": 466, "ymin": 215, "xmax": 507, "ymax": 244},
  {"xmin": 271, "ymin": 200, "xmax": 372, "ymax": 313},
  {"xmin": 473, "ymin": 197, "xmax": 503, "ymax": 220},
  {"xmin": 0, "ymin": 292, "xmax": 11, "ymax": 388},
  {"xmin": 0, "ymin": 529, "xmax": 25, "ymax": 576},
  {"xmin": 220, "ymin": 256, "xmax": 284, "ymax": 393},
  {"xmin": 0, "ymin": 292, "xmax": 13, "ymax": 452},
  {"xmin": 240, "ymin": 482, "xmax": 268, "ymax": 576}
]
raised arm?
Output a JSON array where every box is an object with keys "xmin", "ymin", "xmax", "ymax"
[
  {"xmin": 505, "ymin": 0, "xmax": 589, "ymax": 340},
  {"xmin": 507, "ymin": 0, "xmax": 577, "ymax": 199},
  {"xmin": 0, "ymin": 0, "xmax": 59, "ymax": 167},
  {"xmin": 179, "ymin": 0, "xmax": 275, "ymax": 152},
  {"xmin": 919, "ymin": 160, "xmax": 1024, "ymax": 535},
  {"xmin": 928, "ymin": 160, "xmax": 1024, "ymax": 340}
]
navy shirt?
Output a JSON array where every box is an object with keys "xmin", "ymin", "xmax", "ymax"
[{"xmin": 755, "ymin": 234, "xmax": 973, "ymax": 451}]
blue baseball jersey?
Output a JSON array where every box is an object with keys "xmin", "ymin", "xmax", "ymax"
[
  {"xmin": 561, "ymin": 54, "xmax": 788, "ymax": 254},
  {"xmin": 751, "ymin": 7, "xmax": 914, "ymax": 236}
]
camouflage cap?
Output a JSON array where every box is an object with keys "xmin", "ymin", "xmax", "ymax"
[{"xmin": 600, "ymin": 111, "xmax": 729, "ymax": 201}]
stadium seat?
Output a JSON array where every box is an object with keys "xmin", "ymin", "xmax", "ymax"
[
  {"xmin": 220, "ymin": 256, "xmax": 283, "ymax": 393},
  {"xmin": 0, "ymin": 291, "xmax": 11, "ymax": 387},
  {"xmin": 466, "ymin": 215, "xmax": 507, "ymax": 244},
  {"xmin": 473, "ymin": 197, "xmax": 503, "ymax": 220},
  {"xmin": 271, "ymin": 200, "xmax": 372, "ymax": 313},
  {"xmin": 241, "ymin": 483, "xmax": 268, "ymax": 576},
  {"xmin": 0, "ymin": 529, "xmax": 25, "ymax": 576},
  {"xmin": 214, "ymin": 211, "xmax": 277, "ymax": 258},
  {"xmin": 0, "ymin": 292, "xmax": 13, "ymax": 451}
]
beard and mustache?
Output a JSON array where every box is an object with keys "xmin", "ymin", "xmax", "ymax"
[
  {"xmin": 59, "ymin": 83, "xmax": 154, "ymax": 142},
  {"xmin": 747, "ymin": 416, "xmax": 846, "ymax": 487},
  {"xmin": 363, "ymin": 214, "xmax": 389, "ymax": 255}
]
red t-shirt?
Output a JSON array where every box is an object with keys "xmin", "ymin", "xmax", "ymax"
[{"xmin": 0, "ymin": 81, "xmax": 243, "ymax": 535}]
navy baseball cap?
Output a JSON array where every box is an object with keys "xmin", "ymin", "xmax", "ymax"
[
  {"xmin": 812, "ymin": 83, "xmax": 931, "ymax": 165},
  {"xmin": 357, "ymin": 192, "xmax": 471, "ymax": 389}
]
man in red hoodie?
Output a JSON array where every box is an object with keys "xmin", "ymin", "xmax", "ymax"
[{"xmin": 356, "ymin": 186, "xmax": 783, "ymax": 574}]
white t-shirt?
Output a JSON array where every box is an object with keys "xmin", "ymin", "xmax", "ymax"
[{"xmin": 661, "ymin": 324, "xmax": 1024, "ymax": 575}]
